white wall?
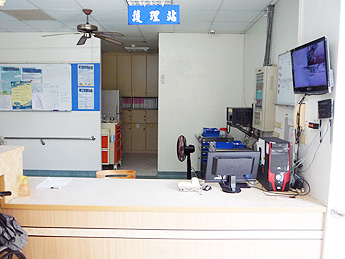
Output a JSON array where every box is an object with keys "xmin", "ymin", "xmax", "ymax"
[
  {"xmin": 243, "ymin": 16, "xmax": 267, "ymax": 107},
  {"xmin": 158, "ymin": 33, "xmax": 244, "ymax": 172},
  {"xmin": 297, "ymin": 0, "xmax": 340, "ymax": 205},
  {"xmin": 270, "ymin": 0, "xmax": 299, "ymax": 142},
  {"xmin": 0, "ymin": 33, "xmax": 102, "ymax": 171}
]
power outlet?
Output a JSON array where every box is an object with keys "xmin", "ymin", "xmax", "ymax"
[
  {"xmin": 300, "ymin": 134, "xmax": 307, "ymax": 144},
  {"xmin": 273, "ymin": 131, "xmax": 280, "ymax": 138}
]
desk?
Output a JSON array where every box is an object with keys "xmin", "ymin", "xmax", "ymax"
[{"xmin": 1, "ymin": 177, "xmax": 325, "ymax": 259}]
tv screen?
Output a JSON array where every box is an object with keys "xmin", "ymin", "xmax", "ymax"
[{"xmin": 291, "ymin": 36, "xmax": 333, "ymax": 94}]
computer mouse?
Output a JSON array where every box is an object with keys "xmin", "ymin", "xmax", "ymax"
[{"xmin": 203, "ymin": 185, "xmax": 212, "ymax": 191}]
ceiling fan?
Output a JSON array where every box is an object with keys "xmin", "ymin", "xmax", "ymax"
[{"xmin": 43, "ymin": 9, "xmax": 124, "ymax": 46}]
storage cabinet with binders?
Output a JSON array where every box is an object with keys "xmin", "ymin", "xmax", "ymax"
[{"xmin": 102, "ymin": 53, "xmax": 158, "ymax": 154}]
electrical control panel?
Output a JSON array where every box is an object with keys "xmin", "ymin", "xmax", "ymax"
[{"xmin": 253, "ymin": 66, "xmax": 278, "ymax": 131}]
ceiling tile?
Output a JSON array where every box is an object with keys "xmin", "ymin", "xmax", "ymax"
[
  {"xmin": 0, "ymin": 0, "xmax": 39, "ymax": 10},
  {"xmin": 215, "ymin": 10, "xmax": 261, "ymax": 22},
  {"xmin": 24, "ymin": 20, "xmax": 72, "ymax": 31},
  {"xmin": 2, "ymin": 10, "xmax": 55, "ymax": 21},
  {"xmin": 139, "ymin": 25, "xmax": 174, "ymax": 33},
  {"xmin": 211, "ymin": 21, "xmax": 250, "ymax": 32},
  {"xmin": 181, "ymin": 10, "xmax": 217, "ymax": 22},
  {"xmin": 220, "ymin": 0, "xmax": 272, "ymax": 11},
  {"xmin": 91, "ymin": 9, "xmax": 128, "ymax": 22},
  {"xmin": 0, "ymin": 11, "xmax": 19, "ymax": 21},
  {"xmin": 74, "ymin": 0, "xmax": 127, "ymax": 10},
  {"xmin": 28, "ymin": 0, "xmax": 81, "ymax": 10},
  {"xmin": 43, "ymin": 9, "xmax": 87, "ymax": 22},
  {"xmin": 174, "ymin": 21, "xmax": 211, "ymax": 32},
  {"xmin": 177, "ymin": 0, "xmax": 223, "ymax": 11},
  {"xmin": 0, "ymin": 20, "xmax": 39, "ymax": 31}
]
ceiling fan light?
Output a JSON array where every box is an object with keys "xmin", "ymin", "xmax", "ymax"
[{"xmin": 0, "ymin": 0, "xmax": 6, "ymax": 7}]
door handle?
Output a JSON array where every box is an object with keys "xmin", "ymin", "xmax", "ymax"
[{"xmin": 331, "ymin": 208, "xmax": 345, "ymax": 218}]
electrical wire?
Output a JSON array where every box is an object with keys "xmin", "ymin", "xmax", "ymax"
[{"xmin": 300, "ymin": 122, "xmax": 330, "ymax": 173}]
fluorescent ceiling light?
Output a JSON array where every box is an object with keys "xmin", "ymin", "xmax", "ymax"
[{"xmin": 125, "ymin": 46, "xmax": 149, "ymax": 52}]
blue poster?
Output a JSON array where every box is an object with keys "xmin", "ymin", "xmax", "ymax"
[{"xmin": 128, "ymin": 5, "xmax": 180, "ymax": 25}]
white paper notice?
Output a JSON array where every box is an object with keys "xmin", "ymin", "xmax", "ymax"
[
  {"xmin": 78, "ymin": 64, "xmax": 94, "ymax": 86},
  {"xmin": 36, "ymin": 177, "xmax": 72, "ymax": 189},
  {"xmin": 78, "ymin": 87, "xmax": 94, "ymax": 109}
]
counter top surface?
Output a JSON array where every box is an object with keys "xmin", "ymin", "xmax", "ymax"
[{"xmin": 4, "ymin": 177, "xmax": 326, "ymax": 212}]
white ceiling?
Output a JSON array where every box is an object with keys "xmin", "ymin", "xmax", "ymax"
[{"xmin": 0, "ymin": 0, "xmax": 277, "ymax": 53}]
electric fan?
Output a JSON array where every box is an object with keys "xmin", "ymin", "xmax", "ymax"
[{"xmin": 177, "ymin": 135, "xmax": 195, "ymax": 179}]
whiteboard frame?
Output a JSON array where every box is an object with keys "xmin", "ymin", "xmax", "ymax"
[{"xmin": 0, "ymin": 63, "xmax": 72, "ymax": 111}]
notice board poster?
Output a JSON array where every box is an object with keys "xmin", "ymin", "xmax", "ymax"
[
  {"xmin": 0, "ymin": 64, "xmax": 72, "ymax": 111},
  {"xmin": 71, "ymin": 63, "xmax": 100, "ymax": 111}
]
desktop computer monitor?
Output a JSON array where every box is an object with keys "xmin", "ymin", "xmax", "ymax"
[{"xmin": 205, "ymin": 150, "xmax": 260, "ymax": 193}]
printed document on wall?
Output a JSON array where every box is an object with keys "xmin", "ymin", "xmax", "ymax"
[
  {"xmin": 78, "ymin": 87, "xmax": 94, "ymax": 109},
  {"xmin": 11, "ymin": 81, "xmax": 32, "ymax": 110},
  {"xmin": 78, "ymin": 64, "xmax": 94, "ymax": 86}
]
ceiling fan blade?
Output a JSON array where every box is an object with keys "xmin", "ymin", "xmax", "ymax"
[
  {"xmin": 94, "ymin": 31, "xmax": 124, "ymax": 37},
  {"xmin": 42, "ymin": 32, "xmax": 80, "ymax": 37},
  {"xmin": 94, "ymin": 34, "xmax": 124, "ymax": 46},
  {"xmin": 77, "ymin": 35, "xmax": 88, "ymax": 45}
]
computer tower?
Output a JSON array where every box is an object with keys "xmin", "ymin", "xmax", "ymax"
[{"xmin": 258, "ymin": 137, "xmax": 291, "ymax": 191}]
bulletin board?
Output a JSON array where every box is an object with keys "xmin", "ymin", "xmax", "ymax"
[
  {"xmin": 0, "ymin": 64, "xmax": 72, "ymax": 111},
  {"xmin": 71, "ymin": 63, "xmax": 100, "ymax": 111},
  {"xmin": 0, "ymin": 63, "xmax": 100, "ymax": 111},
  {"xmin": 276, "ymin": 51, "xmax": 295, "ymax": 106}
]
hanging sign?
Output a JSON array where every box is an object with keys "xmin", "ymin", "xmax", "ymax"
[{"xmin": 128, "ymin": 5, "xmax": 180, "ymax": 25}]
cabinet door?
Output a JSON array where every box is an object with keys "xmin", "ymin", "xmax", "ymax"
[
  {"xmin": 146, "ymin": 110, "xmax": 158, "ymax": 123},
  {"xmin": 131, "ymin": 123, "xmax": 146, "ymax": 151},
  {"xmin": 131, "ymin": 110, "xmax": 146, "ymax": 123},
  {"xmin": 102, "ymin": 54, "xmax": 117, "ymax": 90},
  {"xmin": 145, "ymin": 123, "xmax": 158, "ymax": 151},
  {"xmin": 132, "ymin": 56, "xmax": 147, "ymax": 97},
  {"xmin": 146, "ymin": 55, "xmax": 158, "ymax": 97},
  {"xmin": 117, "ymin": 55, "xmax": 132, "ymax": 96},
  {"xmin": 122, "ymin": 123, "xmax": 132, "ymax": 152},
  {"xmin": 122, "ymin": 110, "xmax": 132, "ymax": 123}
]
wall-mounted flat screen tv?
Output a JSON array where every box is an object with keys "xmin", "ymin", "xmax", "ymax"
[{"xmin": 291, "ymin": 36, "xmax": 333, "ymax": 95}]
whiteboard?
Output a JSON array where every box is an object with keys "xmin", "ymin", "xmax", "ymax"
[
  {"xmin": 0, "ymin": 64, "xmax": 71, "ymax": 111},
  {"xmin": 277, "ymin": 52, "xmax": 295, "ymax": 105}
]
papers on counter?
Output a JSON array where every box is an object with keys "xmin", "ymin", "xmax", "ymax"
[{"xmin": 35, "ymin": 177, "xmax": 72, "ymax": 190}]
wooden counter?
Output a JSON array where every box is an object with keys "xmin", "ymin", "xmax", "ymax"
[
  {"xmin": 0, "ymin": 146, "xmax": 24, "ymax": 203},
  {"xmin": 1, "ymin": 177, "xmax": 326, "ymax": 259}
]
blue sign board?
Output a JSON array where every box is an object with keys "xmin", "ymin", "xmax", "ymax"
[{"xmin": 128, "ymin": 5, "xmax": 180, "ymax": 25}]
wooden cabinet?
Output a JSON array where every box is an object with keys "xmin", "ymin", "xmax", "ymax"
[
  {"xmin": 132, "ymin": 56, "xmax": 147, "ymax": 97},
  {"xmin": 131, "ymin": 123, "xmax": 146, "ymax": 151},
  {"xmin": 122, "ymin": 123, "xmax": 132, "ymax": 152},
  {"xmin": 117, "ymin": 55, "xmax": 132, "ymax": 96},
  {"xmin": 101, "ymin": 123, "xmax": 122, "ymax": 168},
  {"xmin": 121, "ymin": 110, "xmax": 157, "ymax": 153},
  {"xmin": 146, "ymin": 55, "xmax": 158, "ymax": 97},
  {"xmin": 102, "ymin": 54, "xmax": 158, "ymax": 98},
  {"xmin": 146, "ymin": 110, "xmax": 158, "ymax": 123},
  {"xmin": 101, "ymin": 54, "xmax": 117, "ymax": 90},
  {"xmin": 131, "ymin": 110, "xmax": 146, "ymax": 123}
]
